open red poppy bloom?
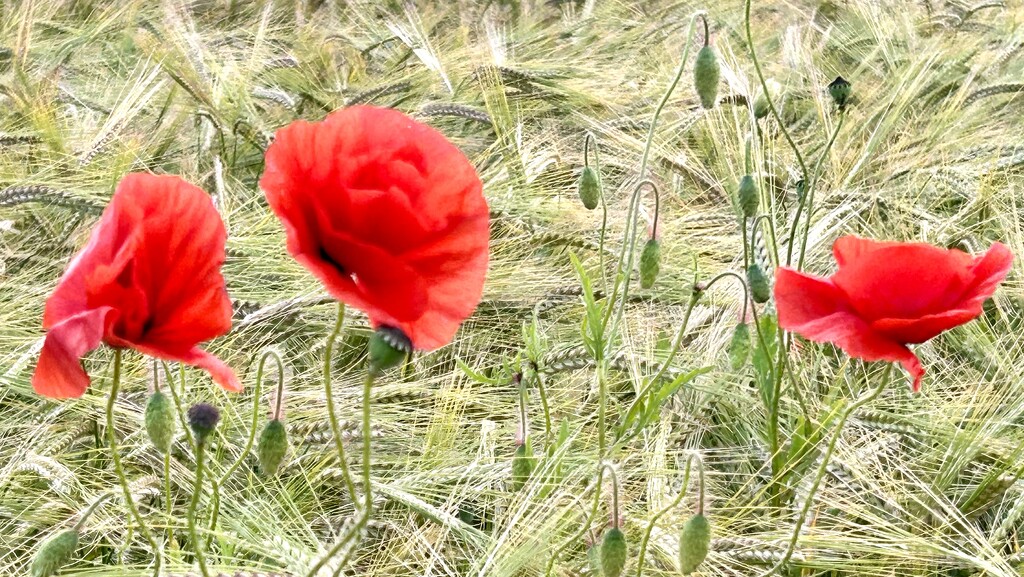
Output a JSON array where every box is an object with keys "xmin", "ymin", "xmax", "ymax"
[
  {"xmin": 260, "ymin": 105, "xmax": 489, "ymax": 350},
  {"xmin": 775, "ymin": 236, "xmax": 1012, "ymax": 391},
  {"xmin": 32, "ymin": 173, "xmax": 240, "ymax": 398}
]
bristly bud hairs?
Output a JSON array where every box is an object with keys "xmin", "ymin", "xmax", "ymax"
[
  {"xmin": 257, "ymin": 349, "xmax": 290, "ymax": 476},
  {"xmin": 31, "ymin": 492, "xmax": 112, "ymax": 577},
  {"xmin": 738, "ymin": 136, "xmax": 759, "ymax": 220},
  {"xmin": 679, "ymin": 453, "xmax": 711, "ymax": 575},
  {"xmin": 636, "ymin": 180, "xmax": 662, "ymax": 290},
  {"xmin": 578, "ymin": 133, "xmax": 601, "ymax": 210},
  {"xmin": 144, "ymin": 360, "xmax": 176, "ymax": 454},
  {"xmin": 693, "ymin": 14, "xmax": 720, "ymax": 109}
]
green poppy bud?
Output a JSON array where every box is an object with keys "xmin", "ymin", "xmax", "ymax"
[
  {"xmin": 369, "ymin": 326, "xmax": 412, "ymax": 374},
  {"xmin": 827, "ymin": 76, "xmax": 851, "ymax": 110},
  {"xmin": 747, "ymin": 264, "xmax": 770, "ymax": 304},
  {"xmin": 31, "ymin": 530, "xmax": 79, "ymax": 577},
  {"xmin": 639, "ymin": 238, "xmax": 661, "ymax": 289},
  {"xmin": 144, "ymin": 391, "xmax": 176, "ymax": 454},
  {"xmin": 737, "ymin": 175, "xmax": 759, "ymax": 218},
  {"xmin": 258, "ymin": 419, "xmax": 289, "ymax": 476},
  {"xmin": 728, "ymin": 323, "xmax": 751, "ymax": 370},
  {"xmin": 587, "ymin": 542, "xmax": 603, "ymax": 574},
  {"xmin": 600, "ymin": 527, "xmax": 627, "ymax": 577},
  {"xmin": 693, "ymin": 45, "xmax": 720, "ymax": 109},
  {"xmin": 753, "ymin": 93, "xmax": 770, "ymax": 119},
  {"xmin": 678, "ymin": 514, "xmax": 711, "ymax": 574},
  {"xmin": 186, "ymin": 403, "xmax": 220, "ymax": 443},
  {"xmin": 510, "ymin": 443, "xmax": 534, "ymax": 491},
  {"xmin": 578, "ymin": 166, "xmax": 600, "ymax": 210}
]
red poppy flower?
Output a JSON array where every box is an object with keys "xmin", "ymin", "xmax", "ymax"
[
  {"xmin": 260, "ymin": 105, "xmax": 489, "ymax": 350},
  {"xmin": 31, "ymin": 173, "xmax": 241, "ymax": 398},
  {"xmin": 775, "ymin": 236, "xmax": 1012, "ymax": 391}
]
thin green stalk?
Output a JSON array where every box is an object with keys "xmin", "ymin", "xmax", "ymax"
[
  {"xmin": 323, "ymin": 303, "xmax": 359, "ymax": 505},
  {"xmin": 107, "ymin": 350, "xmax": 162, "ymax": 577},
  {"xmin": 187, "ymin": 440, "xmax": 211, "ymax": 577},
  {"xmin": 162, "ymin": 362, "xmax": 196, "ymax": 451},
  {"xmin": 544, "ymin": 472, "xmax": 604, "ymax": 577},
  {"xmin": 757, "ymin": 363, "xmax": 893, "ymax": 577},
  {"xmin": 585, "ymin": 132, "xmax": 610, "ymax": 294},
  {"xmin": 601, "ymin": 463, "xmax": 621, "ymax": 528},
  {"xmin": 164, "ymin": 451, "xmax": 173, "ymax": 546},
  {"xmin": 74, "ymin": 492, "xmax": 116, "ymax": 532},
  {"xmin": 796, "ymin": 112, "xmax": 847, "ymax": 269},
  {"xmin": 597, "ymin": 359, "xmax": 608, "ymax": 463},
  {"xmin": 636, "ymin": 457, "xmax": 693, "ymax": 577},
  {"xmin": 536, "ymin": 371, "xmax": 552, "ymax": 452}
]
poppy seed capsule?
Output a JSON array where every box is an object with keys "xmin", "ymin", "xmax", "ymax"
[
  {"xmin": 678, "ymin": 514, "xmax": 711, "ymax": 574},
  {"xmin": 747, "ymin": 264, "xmax": 770, "ymax": 304},
  {"xmin": 31, "ymin": 529, "xmax": 78, "ymax": 577},
  {"xmin": 144, "ymin": 391, "xmax": 176, "ymax": 454},
  {"xmin": 728, "ymin": 323, "xmax": 751, "ymax": 370},
  {"xmin": 186, "ymin": 403, "xmax": 220, "ymax": 443},
  {"xmin": 258, "ymin": 419, "xmax": 289, "ymax": 476},
  {"xmin": 827, "ymin": 76, "xmax": 851, "ymax": 110},
  {"xmin": 639, "ymin": 238, "xmax": 661, "ymax": 289},
  {"xmin": 578, "ymin": 166, "xmax": 600, "ymax": 210},
  {"xmin": 369, "ymin": 326, "xmax": 412, "ymax": 374},
  {"xmin": 600, "ymin": 528, "xmax": 627, "ymax": 577},
  {"xmin": 510, "ymin": 443, "xmax": 534, "ymax": 491},
  {"xmin": 738, "ymin": 175, "xmax": 759, "ymax": 218},
  {"xmin": 693, "ymin": 45, "xmax": 720, "ymax": 109}
]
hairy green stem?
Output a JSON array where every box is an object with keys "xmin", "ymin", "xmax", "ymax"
[
  {"xmin": 585, "ymin": 132, "xmax": 610, "ymax": 294},
  {"xmin": 796, "ymin": 112, "xmax": 846, "ymax": 269},
  {"xmin": 107, "ymin": 350, "xmax": 162, "ymax": 577},
  {"xmin": 635, "ymin": 453, "xmax": 701, "ymax": 577},
  {"xmin": 74, "ymin": 492, "xmax": 116, "ymax": 532},
  {"xmin": 323, "ymin": 303, "xmax": 359, "ymax": 505},
  {"xmin": 187, "ymin": 440, "xmax": 211, "ymax": 577},
  {"xmin": 601, "ymin": 462, "xmax": 621, "ymax": 528}
]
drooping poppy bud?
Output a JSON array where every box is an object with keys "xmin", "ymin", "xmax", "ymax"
[
  {"xmin": 639, "ymin": 238, "xmax": 661, "ymax": 289},
  {"xmin": 737, "ymin": 175, "xmax": 759, "ymax": 218},
  {"xmin": 510, "ymin": 443, "xmax": 534, "ymax": 491},
  {"xmin": 827, "ymin": 76, "xmax": 851, "ymax": 110},
  {"xmin": 747, "ymin": 264, "xmax": 770, "ymax": 304},
  {"xmin": 578, "ymin": 166, "xmax": 600, "ymax": 210},
  {"xmin": 600, "ymin": 527, "xmax": 628, "ymax": 577},
  {"xmin": 31, "ymin": 530, "xmax": 78, "ymax": 577},
  {"xmin": 694, "ymin": 45, "xmax": 720, "ymax": 109},
  {"xmin": 678, "ymin": 514, "xmax": 711, "ymax": 574},
  {"xmin": 728, "ymin": 323, "xmax": 751, "ymax": 370},
  {"xmin": 368, "ymin": 326, "xmax": 412, "ymax": 374},
  {"xmin": 258, "ymin": 419, "xmax": 289, "ymax": 476},
  {"xmin": 187, "ymin": 403, "xmax": 220, "ymax": 444},
  {"xmin": 144, "ymin": 391, "xmax": 176, "ymax": 454}
]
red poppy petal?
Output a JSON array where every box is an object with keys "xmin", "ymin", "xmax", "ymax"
[
  {"xmin": 871, "ymin": 310, "xmax": 980, "ymax": 344},
  {"xmin": 831, "ymin": 236, "xmax": 975, "ymax": 321},
  {"xmin": 32, "ymin": 307, "xmax": 115, "ymax": 398},
  {"xmin": 776, "ymin": 267, "xmax": 925, "ymax": 391},
  {"xmin": 134, "ymin": 343, "xmax": 242, "ymax": 393},
  {"xmin": 958, "ymin": 242, "xmax": 1013, "ymax": 311}
]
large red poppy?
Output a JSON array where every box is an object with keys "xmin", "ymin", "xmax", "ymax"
[
  {"xmin": 259, "ymin": 105, "xmax": 489, "ymax": 350},
  {"xmin": 32, "ymin": 173, "xmax": 240, "ymax": 398},
  {"xmin": 775, "ymin": 236, "xmax": 1012, "ymax": 391}
]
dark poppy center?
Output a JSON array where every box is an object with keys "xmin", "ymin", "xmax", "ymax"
[{"xmin": 319, "ymin": 246, "xmax": 346, "ymax": 275}]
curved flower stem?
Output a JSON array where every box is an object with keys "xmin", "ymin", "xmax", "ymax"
[
  {"xmin": 535, "ymin": 369, "xmax": 552, "ymax": 452},
  {"xmin": 207, "ymin": 350, "xmax": 281, "ymax": 542},
  {"xmin": 601, "ymin": 462, "xmax": 621, "ymax": 528},
  {"xmin": 162, "ymin": 362, "xmax": 196, "ymax": 451},
  {"xmin": 163, "ymin": 451, "xmax": 173, "ymax": 545},
  {"xmin": 323, "ymin": 303, "xmax": 359, "ymax": 505},
  {"xmin": 795, "ymin": 112, "xmax": 846, "ymax": 270},
  {"xmin": 635, "ymin": 453, "xmax": 701, "ymax": 577},
  {"xmin": 544, "ymin": 472, "xmax": 604, "ymax": 577},
  {"xmin": 74, "ymin": 491, "xmax": 116, "ymax": 532},
  {"xmin": 757, "ymin": 363, "xmax": 893, "ymax": 577},
  {"xmin": 607, "ymin": 180, "xmax": 660, "ymax": 341},
  {"xmin": 107, "ymin": 350, "xmax": 162, "ymax": 577},
  {"xmin": 743, "ymin": 0, "xmax": 808, "ymax": 202},
  {"xmin": 187, "ymin": 439, "xmax": 211, "ymax": 577}
]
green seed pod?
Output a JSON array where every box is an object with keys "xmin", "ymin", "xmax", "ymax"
[
  {"xmin": 678, "ymin": 514, "xmax": 711, "ymax": 574},
  {"xmin": 693, "ymin": 45, "xmax": 720, "ymax": 109},
  {"xmin": 510, "ymin": 443, "xmax": 534, "ymax": 491},
  {"xmin": 258, "ymin": 419, "xmax": 289, "ymax": 476},
  {"xmin": 369, "ymin": 326, "xmax": 411, "ymax": 373},
  {"xmin": 587, "ymin": 542, "xmax": 603, "ymax": 574},
  {"xmin": 639, "ymin": 238, "xmax": 661, "ymax": 289},
  {"xmin": 728, "ymin": 323, "xmax": 751, "ymax": 370},
  {"xmin": 737, "ymin": 175, "xmax": 759, "ymax": 218},
  {"xmin": 600, "ymin": 527, "xmax": 627, "ymax": 577},
  {"xmin": 31, "ymin": 529, "xmax": 79, "ymax": 577},
  {"xmin": 144, "ymin": 391, "xmax": 176, "ymax": 454},
  {"xmin": 578, "ymin": 166, "xmax": 600, "ymax": 210},
  {"xmin": 753, "ymin": 92, "xmax": 770, "ymax": 119},
  {"xmin": 747, "ymin": 264, "xmax": 770, "ymax": 304},
  {"xmin": 827, "ymin": 76, "xmax": 851, "ymax": 110}
]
